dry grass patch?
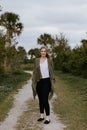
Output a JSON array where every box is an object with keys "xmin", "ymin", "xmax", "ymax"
[{"xmin": 53, "ymin": 71, "xmax": 87, "ymax": 130}]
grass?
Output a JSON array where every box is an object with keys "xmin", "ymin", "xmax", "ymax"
[
  {"xmin": 16, "ymin": 99, "xmax": 43, "ymax": 130},
  {"xmin": 1, "ymin": 69, "xmax": 87, "ymax": 130},
  {"xmin": 21, "ymin": 63, "xmax": 34, "ymax": 70},
  {"xmin": 53, "ymin": 71, "xmax": 87, "ymax": 130},
  {"xmin": 0, "ymin": 70, "xmax": 31, "ymax": 122}
]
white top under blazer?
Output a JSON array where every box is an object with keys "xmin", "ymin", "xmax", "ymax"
[{"xmin": 40, "ymin": 58, "xmax": 49, "ymax": 78}]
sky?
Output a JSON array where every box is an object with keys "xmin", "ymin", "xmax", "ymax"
[{"xmin": 0, "ymin": 0, "xmax": 87, "ymax": 51}]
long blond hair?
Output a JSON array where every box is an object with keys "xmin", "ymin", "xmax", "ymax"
[{"xmin": 40, "ymin": 46, "xmax": 49, "ymax": 58}]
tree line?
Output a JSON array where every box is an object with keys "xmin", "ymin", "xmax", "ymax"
[
  {"xmin": 0, "ymin": 9, "xmax": 87, "ymax": 78},
  {"xmin": 28, "ymin": 33, "xmax": 87, "ymax": 78}
]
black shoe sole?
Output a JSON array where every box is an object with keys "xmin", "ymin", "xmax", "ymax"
[
  {"xmin": 44, "ymin": 120, "xmax": 50, "ymax": 124},
  {"xmin": 37, "ymin": 118, "xmax": 44, "ymax": 121}
]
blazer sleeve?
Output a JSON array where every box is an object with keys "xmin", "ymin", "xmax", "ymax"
[
  {"xmin": 31, "ymin": 59, "xmax": 37, "ymax": 99},
  {"xmin": 49, "ymin": 58, "xmax": 56, "ymax": 83}
]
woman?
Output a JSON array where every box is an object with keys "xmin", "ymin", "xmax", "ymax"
[{"xmin": 32, "ymin": 46, "xmax": 55, "ymax": 124}]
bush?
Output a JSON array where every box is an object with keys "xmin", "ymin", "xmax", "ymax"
[{"xmin": 0, "ymin": 65, "xmax": 4, "ymax": 74}]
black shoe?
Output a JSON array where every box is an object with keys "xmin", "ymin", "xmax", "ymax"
[
  {"xmin": 37, "ymin": 118, "xmax": 44, "ymax": 121},
  {"xmin": 44, "ymin": 120, "xmax": 50, "ymax": 124}
]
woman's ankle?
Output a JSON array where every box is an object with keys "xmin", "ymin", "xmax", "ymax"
[
  {"xmin": 40, "ymin": 113, "xmax": 44, "ymax": 118},
  {"xmin": 45, "ymin": 115, "xmax": 50, "ymax": 121}
]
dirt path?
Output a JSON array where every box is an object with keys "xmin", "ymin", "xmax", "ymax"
[
  {"xmin": 0, "ymin": 71, "xmax": 66, "ymax": 130},
  {"xmin": 43, "ymin": 94, "xmax": 66, "ymax": 130}
]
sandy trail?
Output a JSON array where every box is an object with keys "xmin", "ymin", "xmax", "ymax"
[{"xmin": 0, "ymin": 71, "xmax": 66, "ymax": 130}]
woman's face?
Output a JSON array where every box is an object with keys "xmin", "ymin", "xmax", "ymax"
[{"xmin": 40, "ymin": 48, "xmax": 47, "ymax": 57}]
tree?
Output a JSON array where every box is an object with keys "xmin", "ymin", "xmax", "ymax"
[
  {"xmin": 37, "ymin": 33, "xmax": 55, "ymax": 48},
  {"xmin": 53, "ymin": 33, "xmax": 71, "ymax": 70},
  {"xmin": 81, "ymin": 39, "xmax": 87, "ymax": 48},
  {"xmin": 28, "ymin": 48, "xmax": 40, "ymax": 59},
  {"xmin": 0, "ymin": 12, "xmax": 23, "ymax": 71},
  {"xmin": 0, "ymin": 12, "xmax": 23, "ymax": 47},
  {"xmin": 37, "ymin": 33, "xmax": 55, "ymax": 59},
  {"xmin": 0, "ymin": 32, "xmax": 5, "ymax": 73},
  {"xmin": 28, "ymin": 49, "xmax": 35, "ymax": 59},
  {"xmin": 17, "ymin": 46, "xmax": 27, "ymax": 64}
]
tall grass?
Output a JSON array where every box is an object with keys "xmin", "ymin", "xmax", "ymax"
[
  {"xmin": 53, "ymin": 71, "xmax": 87, "ymax": 130},
  {"xmin": 0, "ymin": 70, "xmax": 31, "ymax": 121}
]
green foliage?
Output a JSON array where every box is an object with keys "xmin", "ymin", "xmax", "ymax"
[
  {"xmin": 0, "ymin": 71, "xmax": 30, "ymax": 102},
  {"xmin": 28, "ymin": 48, "xmax": 40, "ymax": 59},
  {"xmin": 0, "ymin": 12, "xmax": 23, "ymax": 41},
  {"xmin": 54, "ymin": 33, "xmax": 71, "ymax": 70},
  {"xmin": 37, "ymin": 33, "xmax": 55, "ymax": 47},
  {"xmin": 0, "ymin": 11, "xmax": 24, "ymax": 73},
  {"xmin": 0, "ymin": 34, "xmax": 5, "ymax": 73},
  {"xmin": 0, "ymin": 71, "xmax": 31, "ymax": 121},
  {"xmin": 54, "ymin": 34, "xmax": 87, "ymax": 78}
]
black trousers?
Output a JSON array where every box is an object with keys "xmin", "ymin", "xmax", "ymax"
[{"xmin": 36, "ymin": 78, "xmax": 51, "ymax": 116}]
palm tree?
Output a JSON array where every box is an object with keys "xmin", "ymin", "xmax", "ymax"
[
  {"xmin": 0, "ymin": 12, "xmax": 23, "ymax": 47},
  {"xmin": 0, "ymin": 12, "xmax": 23, "ymax": 71},
  {"xmin": 37, "ymin": 33, "xmax": 55, "ymax": 59},
  {"xmin": 37, "ymin": 33, "xmax": 55, "ymax": 48}
]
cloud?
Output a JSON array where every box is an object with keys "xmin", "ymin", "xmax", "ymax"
[{"xmin": 0, "ymin": 0, "xmax": 87, "ymax": 51}]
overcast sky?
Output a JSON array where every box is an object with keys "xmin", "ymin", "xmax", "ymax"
[{"xmin": 0, "ymin": 0, "xmax": 87, "ymax": 51}]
